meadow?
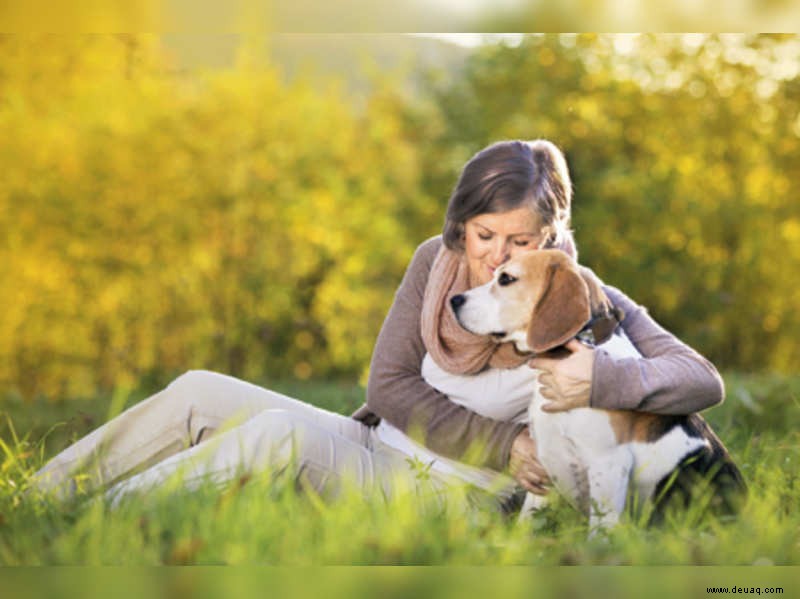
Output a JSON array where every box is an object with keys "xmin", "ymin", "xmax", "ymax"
[{"xmin": 1, "ymin": 372, "xmax": 798, "ymax": 566}]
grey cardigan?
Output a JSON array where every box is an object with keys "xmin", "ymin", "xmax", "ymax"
[{"xmin": 352, "ymin": 236, "xmax": 724, "ymax": 472}]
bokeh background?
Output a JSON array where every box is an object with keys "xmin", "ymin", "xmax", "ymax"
[{"xmin": 1, "ymin": 33, "xmax": 799, "ymax": 403}]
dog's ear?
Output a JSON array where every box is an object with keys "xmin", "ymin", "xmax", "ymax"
[{"xmin": 527, "ymin": 261, "xmax": 591, "ymax": 353}]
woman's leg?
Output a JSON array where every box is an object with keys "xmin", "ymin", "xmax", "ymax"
[
  {"xmin": 32, "ymin": 370, "xmax": 348, "ymax": 498},
  {"xmin": 105, "ymin": 407, "xmax": 441, "ymax": 504}
]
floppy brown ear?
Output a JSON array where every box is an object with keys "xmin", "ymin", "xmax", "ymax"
[{"xmin": 527, "ymin": 261, "xmax": 592, "ymax": 353}]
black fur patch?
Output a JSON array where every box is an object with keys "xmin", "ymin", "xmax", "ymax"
[{"xmin": 648, "ymin": 414, "xmax": 747, "ymax": 526}]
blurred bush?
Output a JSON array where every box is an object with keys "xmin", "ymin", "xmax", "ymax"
[
  {"xmin": 418, "ymin": 34, "xmax": 800, "ymax": 374},
  {"xmin": 0, "ymin": 35, "xmax": 430, "ymax": 398},
  {"xmin": 1, "ymin": 34, "xmax": 798, "ymax": 400}
]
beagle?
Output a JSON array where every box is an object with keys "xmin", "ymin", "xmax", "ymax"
[{"xmin": 450, "ymin": 250, "xmax": 746, "ymax": 531}]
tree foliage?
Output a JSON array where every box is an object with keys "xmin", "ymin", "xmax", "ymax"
[
  {"xmin": 0, "ymin": 34, "xmax": 797, "ymax": 401},
  {"xmin": 0, "ymin": 35, "xmax": 427, "ymax": 398},
  {"xmin": 420, "ymin": 34, "xmax": 800, "ymax": 373}
]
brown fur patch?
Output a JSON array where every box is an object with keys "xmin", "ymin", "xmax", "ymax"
[{"xmin": 607, "ymin": 411, "xmax": 685, "ymax": 443}]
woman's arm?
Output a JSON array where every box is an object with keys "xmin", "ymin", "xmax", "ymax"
[
  {"xmin": 589, "ymin": 285, "xmax": 725, "ymax": 414},
  {"xmin": 363, "ymin": 236, "xmax": 526, "ymax": 472}
]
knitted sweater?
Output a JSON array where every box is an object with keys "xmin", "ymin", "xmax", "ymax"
[{"xmin": 352, "ymin": 236, "xmax": 724, "ymax": 472}]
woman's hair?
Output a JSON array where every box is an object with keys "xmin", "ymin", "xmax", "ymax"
[{"xmin": 442, "ymin": 139, "xmax": 573, "ymax": 251}]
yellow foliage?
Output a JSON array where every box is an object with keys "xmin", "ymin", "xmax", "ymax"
[
  {"xmin": 0, "ymin": 35, "xmax": 423, "ymax": 399},
  {"xmin": 2, "ymin": 33, "xmax": 799, "ymax": 400},
  {"xmin": 780, "ymin": 220, "xmax": 800, "ymax": 244}
]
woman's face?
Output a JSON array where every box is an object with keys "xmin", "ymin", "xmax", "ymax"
[{"xmin": 464, "ymin": 207, "xmax": 546, "ymax": 286}]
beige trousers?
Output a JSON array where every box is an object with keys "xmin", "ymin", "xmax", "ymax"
[{"xmin": 32, "ymin": 370, "xmax": 469, "ymax": 504}]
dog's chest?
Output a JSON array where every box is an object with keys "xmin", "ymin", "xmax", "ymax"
[
  {"xmin": 530, "ymin": 331, "xmax": 641, "ymax": 473},
  {"xmin": 527, "ymin": 376, "xmax": 622, "ymax": 508},
  {"xmin": 529, "ymin": 377, "xmax": 618, "ymax": 467}
]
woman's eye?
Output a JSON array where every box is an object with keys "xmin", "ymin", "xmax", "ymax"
[
  {"xmin": 497, "ymin": 272, "xmax": 517, "ymax": 286},
  {"xmin": 514, "ymin": 240, "xmax": 532, "ymax": 247},
  {"xmin": 478, "ymin": 233, "xmax": 492, "ymax": 241}
]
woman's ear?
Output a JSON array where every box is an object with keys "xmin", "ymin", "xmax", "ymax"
[{"xmin": 526, "ymin": 261, "xmax": 591, "ymax": 354}]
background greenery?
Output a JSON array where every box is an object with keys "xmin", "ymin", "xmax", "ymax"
[{"xmin": 1, "ymin": 34, "xmax": 798, "ymax": 402}]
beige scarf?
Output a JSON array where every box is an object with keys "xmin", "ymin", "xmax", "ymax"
[{"xmin": 420, "ymin": 246, "xmax": 532, "ymax": 375}]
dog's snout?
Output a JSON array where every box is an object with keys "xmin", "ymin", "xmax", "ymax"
[{"xmin": 450, "ymin": 294, "xmax": 466, "ymax": 312}]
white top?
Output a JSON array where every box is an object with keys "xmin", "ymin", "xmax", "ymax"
[
  {"xmin": 375, "ymin": 353, "xmax": 535, "ymax": 490},
  {"xmin": 420, "ymin": 353, "xmax": 536, "ymax": 423}
]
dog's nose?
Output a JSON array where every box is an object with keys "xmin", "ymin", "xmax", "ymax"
[{"xmin": 450, "ymin": 294, "xmax": 466, "ymax": 312}]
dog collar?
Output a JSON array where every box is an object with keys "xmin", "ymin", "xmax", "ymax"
[{"xmin": 576, "ymin": 308, "xmax": 624, "ymax": 347}]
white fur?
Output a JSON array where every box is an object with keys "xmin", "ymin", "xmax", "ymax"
[{"xmin": 454, "ymin": 283, "xmax": 507, "ymax": 337}]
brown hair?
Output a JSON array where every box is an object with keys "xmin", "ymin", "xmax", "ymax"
[{"xmin": 442, "ymin": 139, "xmax": 573, "ymax": 251}]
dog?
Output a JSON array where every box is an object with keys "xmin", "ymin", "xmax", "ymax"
[{"xmin": 450, "ymin": 250, "xmax": 746, "ymax": 531}]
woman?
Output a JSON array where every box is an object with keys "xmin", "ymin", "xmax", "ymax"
[
  {"xmin": 354, "ymin": 139, "xmax": 723, "ymax": 500},
  {"xmin": 31, "ymin": 140, "xmax": 724, "ymax": 510}
]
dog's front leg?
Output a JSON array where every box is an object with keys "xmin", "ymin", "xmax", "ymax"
[{"xmin": 586, "ymin": 446, "xmax": 634, "ymax": 536}]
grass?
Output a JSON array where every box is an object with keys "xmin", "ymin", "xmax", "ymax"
[{"xmin": 0, "ymin": 373, "xmax": 798, "ymax": 565}]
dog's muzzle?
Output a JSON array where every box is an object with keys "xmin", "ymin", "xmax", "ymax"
[{"xmin": 450, "ymin": 293, "xmax": 506, "ymax": 339}]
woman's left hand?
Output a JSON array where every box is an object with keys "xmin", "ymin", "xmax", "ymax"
[{"xmin": 529, "ymin": 339, "xmax": 595, "ymax": 412}]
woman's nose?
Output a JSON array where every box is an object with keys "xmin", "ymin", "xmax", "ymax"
[{"xmin": 491, "ymin": 240, "xmax": 510, "ymax": 264}]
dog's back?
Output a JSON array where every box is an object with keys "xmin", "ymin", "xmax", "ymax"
[{"xmin": 591, "ymin": 331, "xmax": 747, "ymax": 523}]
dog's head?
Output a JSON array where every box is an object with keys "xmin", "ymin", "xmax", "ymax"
[{"xmin": 450, "ymin": 250, "xmax": 622, "ymax": 354}]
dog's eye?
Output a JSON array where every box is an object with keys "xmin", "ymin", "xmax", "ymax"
[{"xmin": 497, "ymin": 272, "xmax": 517, "ymax": 286}]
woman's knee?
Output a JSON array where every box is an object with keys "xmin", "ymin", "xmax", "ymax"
[
  {"xmin": 144, "ymin": 371, "xmax": 224, "ymax": 437},
  {"xmin": 167, "ymin": 370, "xmax": 218, "ymax": 393},
  {"xmin": 161, "ymin": 370, "xmax": 230, "ymax": 410}
]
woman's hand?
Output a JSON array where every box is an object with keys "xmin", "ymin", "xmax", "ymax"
[
  {"xmin": 529, "ymin": 339, "xmax": 595, "ymax": 412},
  {"xmin": 509, "ymin": 429, "xmax": 550, "ymax": 495}
]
